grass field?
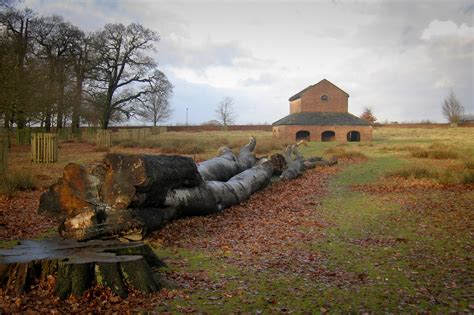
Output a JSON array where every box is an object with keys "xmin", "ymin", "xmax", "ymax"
[{"xmin": 0, "ymin": 127, "xmax": 473, "ymax": 312}]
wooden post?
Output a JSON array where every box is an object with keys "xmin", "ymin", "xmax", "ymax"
[
  {"xmin": 16, "ymin": 128, "xmax": 31, "ymax": 145},
  {"xmin": 0, "ymin": 134, "xmax": 8, "ymax": 175},
  {"xmin": 96, "ymin": 130, "xmax": 112, "ymax": 147},
  {"xmin": 31, "ymin": 133, "xmax": 58, "ymax": 163}
]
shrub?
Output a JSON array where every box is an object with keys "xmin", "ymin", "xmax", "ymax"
[
  {"xmin": 0, "ymin": 170, "xmax": 37, "ymax": 197},
  {"xmin": 387, "ymin": 165, "xmax": 435, "ymax": 180},
  {"xmin": 461, "ymin": 170, "xmax": 474, "ymax": 184},
  {"xmin": 428, "ymin": 149, "xmax": 458, "ymax": 160},
  {"xmin": 463, "ymin": 159, "xmax": 474, "ymax": 170},
  {"xmin": 409, "ymin": 145, "xmax": 459, "ymax": 160},
  {"xmin": 409, "ymin": 148, "xmax": 429, "ymax": 158},
  {"xmin": 386, "ymin": 165, "xmax": 474, "ymax": 185}
]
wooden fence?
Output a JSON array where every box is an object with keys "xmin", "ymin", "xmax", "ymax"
[
  {"xmin": 96, "ymin": 130, "xmax": 112, "ymax": 147},
  {"xmin": 0, "ymin": 134, "xmax": 8, "ymax": 175},
  {"xmin": 111, "ymin": 128, "xmax": 152, "ymax": 143},
  {"xmin": 31, "ymin": 133, "xmax": 58, "ymax": 163},
  {"xmin": 151, "ymin": 126, "xmax": 167, "ymax": 135}
]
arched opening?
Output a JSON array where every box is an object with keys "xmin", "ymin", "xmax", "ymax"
[
  {"xmin": 296, "ymin": 130, "xmax": 310, "ymax": 141},
  {"xmin": 347, "ymin": 130, "xmax": 361, "ymax": 142},
  {"xmin": 321, "ymin": 130, "xmax": 335, "ymax": 142}
]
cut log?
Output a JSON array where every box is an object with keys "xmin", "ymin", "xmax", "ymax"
[
  {"xmin": 197, "ymin": 137, "xmax": 256, "ymax": 181},
  {"xmin": 63, "ymin": 160, "xmax": 274, "ymax": 240},
  {"xmin": 270, "ymin": 153, "xmax": 286, "ymax": 175},
  {"xmin": 101, "ymin": 153, "xmax": 202, "ymax": 209},
  {"xmin": 38, "ymin": 137, "xmax": 336, "ymax": 241},
  {"xmin": 0, "ymin": 239, "xmax": 166, "ymax": 299}
]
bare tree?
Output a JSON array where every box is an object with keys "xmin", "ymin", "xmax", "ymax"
[
  {"xmin": 442, "ymin": 89, "xmax": 464, "ymax": 124},
  {"xmin": 87, "ymin": 23, "xmax": 159, "ymax": 129},
  {"xmin": 136, "ymin": 70, "xmax": 173, "ymax": 126},
  {"xmin": 32, "ymin": 15, "xmax": 83, "ymax": 130},
  {"xmin": 215, "ymin": 96, "xmax": 236, "ymax": 127},
  {"xmin": 70, "ymin": 32, "xmax": 92, "ymax": 134},
  {"xmin": 360, "ymin": 107, "xmax": 377, "ymax": 124}
]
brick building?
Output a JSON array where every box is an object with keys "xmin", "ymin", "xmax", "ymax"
[{"xmin": 272, "ymin": 79, "xmax": 372, "ymax": 142}]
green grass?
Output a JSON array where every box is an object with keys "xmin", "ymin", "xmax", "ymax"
[
  {"xmin": 323, "ymin": 146, "xmax": 367, "ymax": 159},
  {"xmin": 306, "ymin": 156, "xmax": 472, "ymax": 312},
  {"xmin": 148, "ymin": 145, "xmax": 472, "ymax": 312}
]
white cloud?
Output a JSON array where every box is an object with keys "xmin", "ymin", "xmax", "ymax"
[
  {"xmin": 421, "ymin": 20, "xmax": 474, "ymax": 41},
  {"xmin": 434, "ymin": 77, "xmax": 454, "ymax": 88}
]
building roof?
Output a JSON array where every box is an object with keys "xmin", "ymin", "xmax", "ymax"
[
  {"xmin": 288, "ymin": 79, "xmax": 349, "ymax": 101},
  {"xmin": 272, "ymin": 112, "xmax": 370, "ymax": 126}
]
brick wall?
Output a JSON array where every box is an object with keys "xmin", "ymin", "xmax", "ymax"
[
  {"xmin": 166, "ymin": 125, "xmax": 272, "ymax": 132},
  {"xmin": 300, "ymin": 80, "xmax": 348, "ymax": 113},
  {"xmin": 290, "ymin": 99, "xmax": 302, "ymax": 114},
  {"xmin": 272, "ymin": 125, "xmax": 372, "ymax": 142}
]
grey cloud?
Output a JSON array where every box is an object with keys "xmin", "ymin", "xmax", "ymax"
[
  {"xmin": 462, "ymin": 3, "xmax": 474, "ymax": 14},
  {"xmin": 240, "ymin": 72, "xmax": 276, "ymax": 87},
  {"xmin": 159, "ymin": 39, "xmax": 250, "ymax": 70}
]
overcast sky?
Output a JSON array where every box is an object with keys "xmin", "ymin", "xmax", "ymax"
[{"xmin": 23, "ymin": 0, "xmax": 474, "ymax": 124}]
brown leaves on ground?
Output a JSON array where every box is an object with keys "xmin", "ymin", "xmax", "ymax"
[
  {"xmin": 154, "ymin": 166, "xmax": 336, "ymax": 271},
  {"xmin": 0, "ymin": 190, "xmax": 57, "ymax": 240},
  {"xmin": 0, "ymin": 165, "xmax": 340, "ymax": 313},
  {"xmin": 0, "ymin": 276, "xmax": 188, "ymax": 314}
]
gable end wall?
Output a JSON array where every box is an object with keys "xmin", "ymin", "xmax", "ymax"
[{"xmin": 300, "ymin": 80, "xmax": 348, "ymax": 113}]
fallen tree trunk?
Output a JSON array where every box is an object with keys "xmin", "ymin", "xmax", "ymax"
[
  {"xmin": 0, "ymin": 239, "xmax": 167, "ymax": 299},
  {"xmin": 165, "ymin": 159, "xmax": 273, "ymax": 215},
  {"xmin": 279, "ymin": 145, "xmax": 338, "ymax": 179},
  {"xmin": 39, "ymin": 138, "xmax": 268, "ymax": 241},
  {"xmin": 280, "ymin": 145, "xmax": 305, "ymax": 180},
  {"xmin": 197, "ymin": 136, "xmax": 256, "ymax": 181},
  {"xmin": 59, "ymin": 160, "xmax": 274, "ymax": 241},
  {"xmin": 39, "ymin": 137, "xmax": 337, "ymax": 241},
  {"xmin": 304, "ymin": 156, "xmax": 338, "ymax": 169}
]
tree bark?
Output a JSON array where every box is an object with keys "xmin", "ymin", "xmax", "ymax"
[
  {"xmin": 280, "ymin": 145, "xmax": 305, "ymax": 180},
  {"xmin": 197, "ymin": 136, "xmax": 256, "ymax": 181},
  {"xmin": 165, "ymin": 159, "xmax": 273, "ymax": 216}
]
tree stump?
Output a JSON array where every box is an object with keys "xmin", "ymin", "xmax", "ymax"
[{"xmin": 0, "ymin": 239, "xmax": 166, "ymax": 299}]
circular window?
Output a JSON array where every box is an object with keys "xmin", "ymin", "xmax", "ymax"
[{"xmin": 321, "ymin": 95, "xmax": 329, "ymax": 101}]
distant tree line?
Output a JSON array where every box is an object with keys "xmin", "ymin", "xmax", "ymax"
[{"xmin": 0, "ymin": 1, "xmax": 173, "ymax": 132}]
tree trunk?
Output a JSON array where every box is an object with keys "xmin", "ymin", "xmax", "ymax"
[
  {"xmin": 280, "ymin": 145, "xmax": 305, "ymax": 180},
  {"xmin": 38, "ymin": 139, "xmax": 268, "ymax": 241},
  {"xmin": 197, "ymin": 136, "xmax": 256, "ymax": 181},
  {"xmin": 38, "ymin": 138, "xmax": 337, "ymax": 241},
  {"xmin": 165, "ymin": 159, "xmax": 273, "ymax": 216},
  {"xmin": 0, "ymin": 239, "xmax": 166, "ymax": 299}
]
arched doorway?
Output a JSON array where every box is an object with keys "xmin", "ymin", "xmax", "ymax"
[
  {"xmin": 347, "ymin": 130, "xmax": 361, "ymax": 142},
  {"xmin": 296, "ymin": 130, "xmax": 310, "ymax": 141},
  {"xmin": 321, "ymin": 130, "xmax": 335, "ymax": 142}
]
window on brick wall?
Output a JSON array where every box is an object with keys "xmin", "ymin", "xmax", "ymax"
[{"xmin": 321, "ymin": 95, "xmax": 329, "ymax": 101}]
